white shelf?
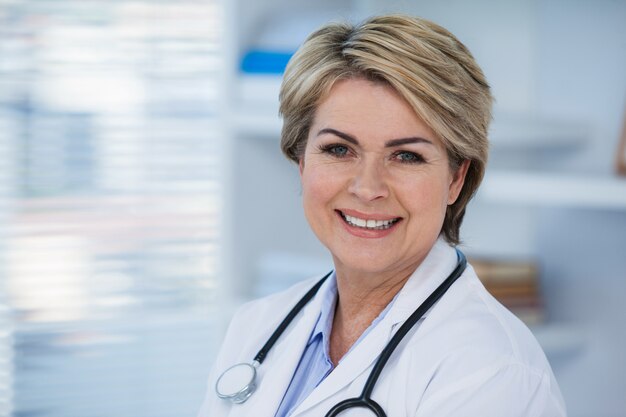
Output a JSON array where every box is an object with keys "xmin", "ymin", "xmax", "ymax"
[
  {"xmin": 232, "ymin": 108, "xmax": 281, "ymax": 138},
  {"xmin": 231, "ymin": 76, "xmax": 281, "ymax": 138},
  {"xmin": 489, "ymin": 114, "xmax": 588, "ymax": 149},
  {"xmin": 481, "ymin": 171, "xmax": 626, "ymax": 210}
]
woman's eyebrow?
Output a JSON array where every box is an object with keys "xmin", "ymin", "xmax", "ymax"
[
  {"xmin": 316, "ymin": 128, "xmax": 433, "ymax": 147},
  {"xmin": 385, "ymin": 137, "xmax": 433, "ymax": 147},
  {"xmin": 316, "ymin": 128, "xmax": 358, "ymax": 145}
]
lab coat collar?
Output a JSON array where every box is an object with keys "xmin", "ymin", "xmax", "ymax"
[
  {"xmin": 291, "ymin": 237, "xmax": 459, "ymax": 416},
  {"xmin": 240, "ymin": 274, "xmax": 335, "ymax": 417},
  {"xmin": 388, "ymin": 237, "xmax": 459, "ymax": 324}
]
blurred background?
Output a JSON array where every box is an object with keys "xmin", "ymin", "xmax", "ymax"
[{"xmin": 0, "ymin": 0, "xmax": 624, "ymax": 416}]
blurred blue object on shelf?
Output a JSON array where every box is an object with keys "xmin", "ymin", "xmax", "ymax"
[{"xmin": 241, "ymin": 50, "xmax": 294, "ymax": 74}]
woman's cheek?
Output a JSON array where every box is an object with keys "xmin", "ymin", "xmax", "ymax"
[{"xmin": 305, "ymin": 169, "xmax": 337, "ymax": 202}]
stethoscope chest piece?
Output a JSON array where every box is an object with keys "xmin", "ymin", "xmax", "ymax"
[{"xmin": 215, "ymin": 361, "xmax": 258, "ymax": 404}]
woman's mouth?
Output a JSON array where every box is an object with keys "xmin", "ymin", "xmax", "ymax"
[{"xmin": 338, "ymin": 210, "xmax": 401, "ymax": 230}]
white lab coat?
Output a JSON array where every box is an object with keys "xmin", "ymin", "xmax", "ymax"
[{"xmin": 198, "ymin": 239, "xmax": 567, "ymax": 417}]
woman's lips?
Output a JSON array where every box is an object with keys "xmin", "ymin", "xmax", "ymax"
[{"xmin": 335, "ymin": 209, "xmax": 402, "ymax": 237}]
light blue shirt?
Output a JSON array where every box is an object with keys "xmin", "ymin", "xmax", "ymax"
[{"xmin": 274, "ymin": 273, "xmax": 396, "ymax": 417}]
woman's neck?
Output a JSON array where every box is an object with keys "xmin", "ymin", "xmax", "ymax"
[{"xmin": 328, "ymin": 264, "xmax": 415, "ymax": 365}]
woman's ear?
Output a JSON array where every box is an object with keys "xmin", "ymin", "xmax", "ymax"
[{"xmin": 447, "ymin": 159, "xmax": 470, "ymax": 205}]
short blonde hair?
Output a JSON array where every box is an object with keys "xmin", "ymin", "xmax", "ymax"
[{"xmin": 279, "ymin": 14, "xmax": 493, "ymax": 244}]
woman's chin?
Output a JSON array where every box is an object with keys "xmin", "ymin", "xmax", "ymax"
[{"xmin": 331, "ymin": 251, "xmax": 406, "ymax": 277}]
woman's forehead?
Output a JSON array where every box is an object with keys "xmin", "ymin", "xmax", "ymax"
[{"xmin": 310, "ymin": 78, "xmax": 441, "ymax": 146}]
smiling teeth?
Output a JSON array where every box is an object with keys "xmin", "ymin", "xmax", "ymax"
[{"xmin": 343, "ymin": 214, "xmax": 398, "ymax": 230}]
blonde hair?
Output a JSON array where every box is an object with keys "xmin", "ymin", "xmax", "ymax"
[{"xmin": 279, "ymin": 14, "xmax": 493, "ymax": 244}]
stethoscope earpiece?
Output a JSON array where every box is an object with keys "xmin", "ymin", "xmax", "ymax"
[{"xmin": 215, "ymin": 361, "xmax": 259, "ymax": 404}]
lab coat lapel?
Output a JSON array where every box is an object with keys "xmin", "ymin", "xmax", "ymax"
[
  {"xmin": 291, "ymin": 239, "xmax": 458, "ymax": 416},
  {"xmin": 387, "ymin": 239, "xmax": 459, "ymax": 325},
  {"xmin": 291, "ymin": 309, "xmax": 396, "ymax": 416},
  {"xmin": 240, "ymin": 277, "xmax": 330, "ymax": 417}
]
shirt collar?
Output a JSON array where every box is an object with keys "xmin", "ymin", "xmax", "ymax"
[{"xmin": 308, "ymin": 271, "xmax": 337, "ymax": 349}]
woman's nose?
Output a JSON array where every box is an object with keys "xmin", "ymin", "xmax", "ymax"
[{"xmin": 347, "ymin": 160, "xmax": 389, "ymax": 201}]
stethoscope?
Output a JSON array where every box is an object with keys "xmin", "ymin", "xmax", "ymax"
[{"xmin": 216, "ymin": 249, "xmax": 467, "ymax": 416}]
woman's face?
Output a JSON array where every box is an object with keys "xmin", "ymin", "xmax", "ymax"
[{"xmin": 300, "ymin": 78, "xmax": 468, "ymax": 278}]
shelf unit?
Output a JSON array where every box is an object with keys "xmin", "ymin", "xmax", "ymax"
[
  {"xmin": 231, "ymin": 106, "xmax": 281, "ymax": 138},
  {"xmin": 482, "ymin": 171, "xmax": 626, "ymax": 210}
]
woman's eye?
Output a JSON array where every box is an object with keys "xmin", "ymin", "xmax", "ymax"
[
  {"xmin": 322, "ymin": 144, "xmax": 350, "ymax": 157},
  {"xmin": 394, "ymin": 151, "xmax": 424, "ymax": 163}
]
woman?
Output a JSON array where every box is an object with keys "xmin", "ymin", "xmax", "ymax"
[{"xmin": 198, "ymin": 15, "xmax": 566, "ymax": 417}]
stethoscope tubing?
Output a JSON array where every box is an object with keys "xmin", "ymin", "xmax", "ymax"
[
  {"xmin": 325, "ymin": 396, "xmax": 386, "ymax": 417},
  {"xmin": 216, "ymin": 250, "xmax": 467, "ymax": 417},
  {"xmin": 324, "ymin": 249, "xmax": 467, "ymax": 416},
  {"xmin": 361, "ymin": 249, "xmax": 466, "ymax": 400},
  {"xmin": 254, "ymin": 271, "xmax": 332, "ymax": 365}
]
